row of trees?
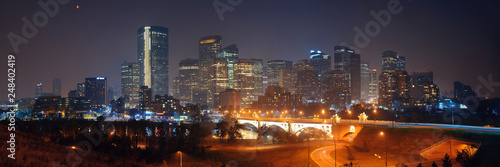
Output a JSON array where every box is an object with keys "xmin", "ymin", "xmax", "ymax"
[{"xmin": 3, "ymin": 117, "xmax": 214, "ymax": 165}]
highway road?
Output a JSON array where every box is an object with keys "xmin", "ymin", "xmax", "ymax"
[{"xmin": 311, "ymin": 145, "xmax": 342, "ymax": 167}]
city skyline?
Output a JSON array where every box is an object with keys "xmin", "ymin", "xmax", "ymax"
[{"xmin": 1, "ymin": 0, "xmax": 499, "ymax": 100}]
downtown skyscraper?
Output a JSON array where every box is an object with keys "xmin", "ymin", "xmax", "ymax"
[
  {"xmin": 216, "ymin": 44, "xmax": 239, "ymax": 89},
  {"xmin": 85, "ymin": 77, "xmax": 107, "ymax": 107},
  {"xmin": 178, "ymin": 58, "xmax": 199, "ymax": 105},
  {"xmin": 121, "ymin": 62, "xmax": 140, "ymax": 109},
  {"xmin": 52, "ymin": 78, "xmax": 61, "ymax": 96},
  {"xmin": 309, "ymin": 50, "xmax": 331, "ymax": 76},
  {"xmin": 266, "ymin": 60, "xmax": 293, "ymax": 87},
  {"xmin": 334, "ymin": 46, "xmax": 361, "ymax": 104},
  {"xmin": 293, "ymin": 59, "xmax": 320, "ymax": 102},
  {"xmin": 199, "ymin": 35, "xmax": 222, "ymax": 105},
  {"xmin": 234, "ymin": 59, "xmax": 264, "ymax": 107},
  {"xmin": 379, "ymin": 50, "xmax": 410, "ymax": 110},
  {"xmin": 137, "ymin": 26, "xmax": 169, "ymax": 97}
]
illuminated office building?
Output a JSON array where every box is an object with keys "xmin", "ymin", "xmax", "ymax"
[
  {"xmin": 178, "ymin": 58, "xmax": 199, "ymax": 105},
  {"xmin": 199, "ymin": 35, "xmax": 222, "ymax": 105},
  {"xmin": 334, "ymin": 46, "xmax": 360, "ymax": 103},
  {"xmin": 234, "ymin": 59, "xmax": 264, "ymax": 107},
  {"xmin": 121, "ymin": 62, "xmax": 140, "ymax": 109},
  {"xmin": 267, "ymin": 60, "xmax": 293, "ymax": 87},
  {"xmin": 208, "ymin": 59, "xmax": 229, "ymax": 107},
  {"xmin": 85, "ymin": 77, "xmax": 107, "ymax": 107},
  {"xmin": 216, "ymin": 44, "xmax": 239, "ymax": 88},
  {"xmin": 137, "ymin": 26, "xmax": 169, "ymax": 97},
  {"xmin": 293, "ymin": 59, "xmax": 319, "ymax": 102}
]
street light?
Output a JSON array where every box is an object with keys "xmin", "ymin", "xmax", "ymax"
[
  {"xmin": 178, "ymin": 151, "xmax": 182, "ymax": 167},
  {"xmin": 380, "ymin": 132, "xmax": 387, "ymax": 167}
]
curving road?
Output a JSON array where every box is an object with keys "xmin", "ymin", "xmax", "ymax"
[{"xmin": 311, "ymin": 145, "xmax": 341, "ymax": 167}]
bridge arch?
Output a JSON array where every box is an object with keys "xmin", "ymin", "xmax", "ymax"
[
  {"xmin": 259, "ymin": 121, "xmax": 289, "ymax": 132},
  {"xmin": 292, "ymin": 123, "xmax": 332, "ymax": 137}
]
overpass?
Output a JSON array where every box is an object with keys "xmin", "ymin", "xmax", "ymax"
[
  {"xmin": 237, "ymin": 115, "xmax": 380, "ymax": 140},
  {"xmin": 237, "ymin": 114, "xmax": 500, "ymax": 141}
]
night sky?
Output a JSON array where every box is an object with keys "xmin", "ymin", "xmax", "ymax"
[{"xmin": 1, "ymin": 0, "xmax": 499, "ymax": 101}]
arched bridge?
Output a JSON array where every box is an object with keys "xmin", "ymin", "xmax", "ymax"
[{"xmin": 237, "ymin": 118, "xmax": 387, "ymax": 140}]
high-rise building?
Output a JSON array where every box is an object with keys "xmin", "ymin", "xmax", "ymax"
[
  {"xmin": 52, "ymin": 78, "xmax": 61, "ymax": 96},
  {"xmin": 121, "ymin": 62, "xmax": 140, "ymax": 109},
  {"xmin": 216, "ymin": 44, "xmax": 239, "ymax": 88},
  {"xmin": 77, "ymin": 83, "xmax": 85, "ymax": 97},
  {"xmin": 267, "ymin": 60, "xmax": 293, "ymax": 87},
  {"xmin": 334, "ymin": 46, "xmax": 361, "ymax": 103},
  {"xmin": 178, "ymin": 58, "xmax": 199, "ymax": 105},
  {"xmin": 454, "ymin": 81, "xmax": 477, "ymax": 102},
  {"xmin": 382, "ymin": 50, "xmax": 405, "ymax": 72},
  {"xmin": 360, "ymin": 62, "xmax": 371, "ymax": 100},
  {"xmin": 107, "ymin": 87, "xmax": 114, "ymax": 103},
  {"xmin": 309, "ymin": 50, "xmax": 331, "ymax": 76},
  {"xmin": 310, "ymin": 50, "xmax": 331, "ymax": 101},
  {"xmin": 293, "ymin": 59, "xmax": 320, "ymax": 102},
  {"xmin": 137, "ymin": 26, "xmax": 169, "ymax": 97},
  {"xmin": 378, "ymin": 71, "xmax": 409, "ymax": 111},
  {"xmin": 410, "ymin": 72, "xmax": 440, "ymax": 109},
  {"xmin": 253, "ymin": 59, "xmax": 265, "ymax": 98},
  {"xmin": 199, "ymin": 35, "xmax": 222, "ymax": 105},
  {"xmin": 139, "ymin": 86, "xmax": 152, "ymax": 112},
  {"xmin": 85, "ymin": 77, "xmax": 107, "ymax": 107},
  {"xmin": 409, "ymin": 72, "xmax": 433, "ymax": 102},
  {"xmin": 279, "ymin": 69, "xmax": 293, "ymax": 92},
  {"xmin": 36, "ymin": 83, "xmax": 43, "ymax": 98},
  {"xmin": 208, "ymin": 59, "xmax": 229, "ymax": 107},
  {"xmin": 234, "ymin": 59, "xmax": 264, "ymax": 107},
  {"xmin": 323, "ymin": 70, "xmax": 348, "ymax": 108},
  {"xmin": 368, "ymin": 69, "xmax": 378, "ymax": 100},
  {"xmin": 172, "ymin": 77, "xmax": 180, "ymax": 99},
  {"xmin": 397, "ymin": 56, "xmax": 406, "ymax": 71}
]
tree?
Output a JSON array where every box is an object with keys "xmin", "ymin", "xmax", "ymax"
[
  {"xmin": 216, "ymin": 119, "xmax": 229, "ymax": 143},
  {"xmin": 442, "ymin": 153, "xmax": 452, "ymax": 167},
  {"xmin": 227, "ymin": 121, "xmax": 243, "ymax": 143},
  {"xmin": 215, "ymin": 117, "xmax": 243, "ymax": 143},
  {"xmin": 255, "ymin": 125, "xmax": 270, "ymax": 143},
  {"xmin": 456, "ymin": 146, "xmax": 474, "ymax": 167},
  {"xmin": 416, "ymin": 162, "xmax": 423, "ymax": 167},
  {"xmin": 432, "ymin": 161, "xmax": 438, "ymax": 167}
]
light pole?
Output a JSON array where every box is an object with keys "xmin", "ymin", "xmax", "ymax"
[
  {"xmin": 380, "ymin": 132, "xmax": 387, "ymax": 167},
  {"xmin": 178, "ymin": 151, "xmax": 182, "ymax": 167},
  {"xmin": 308, "ymin": 132, "xmax": 310, "ymax": 167},
  {"xmin": 334, "ymin": 138, "xmax": 337, "ymax": 165},
  {"xmin": 451, "ymin": 102, "xmax": 455, "ymax": 125}
]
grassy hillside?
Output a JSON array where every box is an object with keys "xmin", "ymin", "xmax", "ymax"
[
  {"xmin": 351, "ymin": 126, "xmax": 500, "ymax": 166},
  {"xmin": 0, "ymin": 124, "xmax": 147, "ymax": 167}
]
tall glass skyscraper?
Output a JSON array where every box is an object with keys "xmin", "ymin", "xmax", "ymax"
[
  {"xmin": 266, "ymin": 60, "xmax": 292, "ymax": 87},
  {"xmin": 52, "ymin": 78, "xmax": 61, "ymax": 96},
  {"xmin": 309, "ymin": 50, "xmax": 331, "ymax": 76},
  {"xmin": 334, "ymin": 46, "xmax": 360, "ymax": 103},
  {"xmin": 121, "ymin": 62, "xmax": 140, "ymax": 109},
  {"xmin": 199, "ymin": 35, "xmax": 222, "ymax": 105},
  {"xmin": 137, "ymin": 26, "xmax": 169, "ymax": 97},
  {"xmin": 178, "ymin": 58, "xmax": 199, "ymax": 105},
  {"xmin": 216, "ymin": 44, "xmax": 238, "ymax": 89},
  {"xmin": 382, "ymin": 50, "xmax": 405, "ymax": 72},
  {"xmin": 85, "ymin": 77, "xmax": 107, "ymax": 107}
]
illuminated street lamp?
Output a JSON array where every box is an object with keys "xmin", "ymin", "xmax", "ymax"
[
  {"xmin": 380, "ymin": 132, "xmax": 387, "ymax": 167},
  {"xmin": 178, "ymin": 151, "xmax": 183, "ymax": 167}
]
